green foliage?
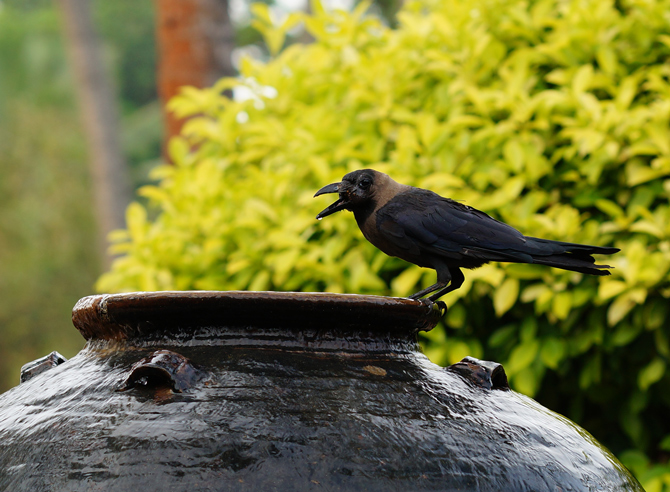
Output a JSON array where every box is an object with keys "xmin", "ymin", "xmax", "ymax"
[
  {"xmin": 0, "ymin": 6, "xmax": 99, "ymax": 392},
  {"xmin": 0, "ymin": 6, "xmax": 72, "ymax": 108},
  {"xmin": 99, "ymin": 0, "xmax": 670, "ymax": 482},
  {"xmin": 621, "ymin": 449, "xmax": 670, "ymax": 492},
  {"xmin": 93, "ymin": 0, "xmax": 157, "ymax": 109}
]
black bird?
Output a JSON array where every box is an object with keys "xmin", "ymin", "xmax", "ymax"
[{"xmin": 315, "ymin": 169, "xmax": 619, "ymax": 302}]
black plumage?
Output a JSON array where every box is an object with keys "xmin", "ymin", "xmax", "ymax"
[{"xmin": 315, "ymin": 169, "xmax": 619, "ymax": 301}]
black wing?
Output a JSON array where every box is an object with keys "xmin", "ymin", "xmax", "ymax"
[
  {"xmin": 376, "ymin": 188, "xmax": 536, "ymax": 263},
  {"xmin": 375, "ymin": 188, "xmax": 618, "ymax": 274}
]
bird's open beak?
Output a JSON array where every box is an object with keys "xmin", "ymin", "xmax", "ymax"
[{"xmin": 314, "ymin": 182, "xmax": 347, "ymax": 219}]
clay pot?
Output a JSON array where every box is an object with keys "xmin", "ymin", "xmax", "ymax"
[{"xmin": 0, "ymin": 291, "xmax": 642, "ymax": 491}]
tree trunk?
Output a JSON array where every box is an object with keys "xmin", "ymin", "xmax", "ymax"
[
  {"xmin": 155, "ymin": 0, "xmax": 235, "ymax": 147},
  {"xmin": 56, "ymin": 0, "xmax": 132, "ymax": 269}
]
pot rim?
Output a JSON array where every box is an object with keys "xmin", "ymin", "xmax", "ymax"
[{"xmin": 72, "ymin": 291, "xmax": 443, "ymax": 342}]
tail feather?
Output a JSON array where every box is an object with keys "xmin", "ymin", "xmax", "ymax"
[
  {"xmin": 523, "ymin": 237, "xmax": 619, "ymax": 276},
  {"xmin": 526, "ymin": 237, "xmax": 620, "ymax": 255},
  {"xmin": 531, "ymin": 254, "xmax": 614, "ymax": 276}
]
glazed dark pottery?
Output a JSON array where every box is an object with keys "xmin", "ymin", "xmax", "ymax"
[{"xmin": 0, "ymin": 291, "xmax": 642, "ymax": 491}]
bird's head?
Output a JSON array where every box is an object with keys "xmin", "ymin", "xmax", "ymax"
[{"xmin": 314, "ymin": 169, "xmax": 389, "ymax": 219}]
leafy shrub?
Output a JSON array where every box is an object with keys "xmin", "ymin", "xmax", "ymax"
[{"xmin": 98, "ymin": 0, "xmax": 670, "ymax": 484}]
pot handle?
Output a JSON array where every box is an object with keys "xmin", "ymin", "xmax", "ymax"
[
  {"xmin": 446, "ymin": 356, "xmax": 510, "ymax": 391},
  {"xmin": 117, "ymin": 350, "xmax": 203, "ymax": 393}
]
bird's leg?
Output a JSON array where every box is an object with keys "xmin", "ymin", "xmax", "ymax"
[
  {"xmin": 427, "ymin": 267, "xmax": 464, "ymax": 301},
  {"xmin": 409, "ymin": 264, "xmax": 452, "ymax": 300},
  {"xmin": 408, "ymin": 283, "xmax": 446, "ymax": 300}
]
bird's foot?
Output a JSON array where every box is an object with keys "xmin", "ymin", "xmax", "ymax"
[
  {"xmin": 435, "ymin": 300, "xmax": 447, "ymax": 317},
  {"xmin": 414, "ymin": 297, "xmax": 447, "ymax": 317}
]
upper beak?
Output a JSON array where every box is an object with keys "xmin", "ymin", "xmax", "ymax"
[{"xmin": 314, "ymin": 182, "xmax": 347, "ymax": 219}]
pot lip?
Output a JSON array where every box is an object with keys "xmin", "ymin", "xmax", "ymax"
[{"xmin": 72, "ymin": 291, "xmax": 443, "ymax": 342}]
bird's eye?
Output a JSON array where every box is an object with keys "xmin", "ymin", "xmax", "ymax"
[{"xmin": 359, "ymin": 178, "xmax": 372, "ymax": 189}]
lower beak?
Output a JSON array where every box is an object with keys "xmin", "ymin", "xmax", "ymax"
[{"xmin": 314, "ymin": 182, "xmax": 347, "ymax": 219}]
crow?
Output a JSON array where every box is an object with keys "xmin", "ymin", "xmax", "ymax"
[{"xmin": 314, "ymin": 169, "xmax": 619, "ymax": 302}]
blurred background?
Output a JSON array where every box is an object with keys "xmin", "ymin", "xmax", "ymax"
[
  {"xmin": 1, "ymin": 0, "xmax": 670, "ymax": 488},
  {"xmin": 0, "ymin": 0, "xmax": 400, "ymax": 391}
]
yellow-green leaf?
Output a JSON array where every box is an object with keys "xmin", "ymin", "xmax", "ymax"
[
  {"xmin": 507, "ymin": 339, "xmax": 539, "ymax": 374},
  {"xmin": 494, "ymin": 278, "xmax": 519, "ymax": 316},
  {"xmin": 391, "ymin": 266, "xmax": 423, "ymax": 297},
  {"xmin": 599, "ymin": 280, "xmax": 628, "ymax": 301},
  {"xmin": 551, "ymin": 291, "xmax": 572, "ymax": 320},
  {"xmin": 541, "ymin": 338, "xmax": 566, "ymax": 369},
  {"xmin": 638, "ymin": 357, "xmax": 666, "ymax": 391},
  {"xmin": 607, "ymin": 293, "xmax": 636, "ymax": 326}
]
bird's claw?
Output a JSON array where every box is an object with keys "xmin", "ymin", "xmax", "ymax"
[{"xmin": 415, "ymin": 297, "xmax": 447, "ymax": 317}]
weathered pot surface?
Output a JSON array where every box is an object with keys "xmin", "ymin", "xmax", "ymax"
[{"xmin": 0, "ymin": 291, "xmax": 642, "ymax": 491}]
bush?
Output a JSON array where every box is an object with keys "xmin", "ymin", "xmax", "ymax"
[{"xmin": 98, "ymin": 0, "xmax": 670, "ymax": 485}]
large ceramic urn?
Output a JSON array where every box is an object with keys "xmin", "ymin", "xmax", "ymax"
[{"xmin": 0, "ymin": 291, "xmax": 642, "ymax": 491}]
